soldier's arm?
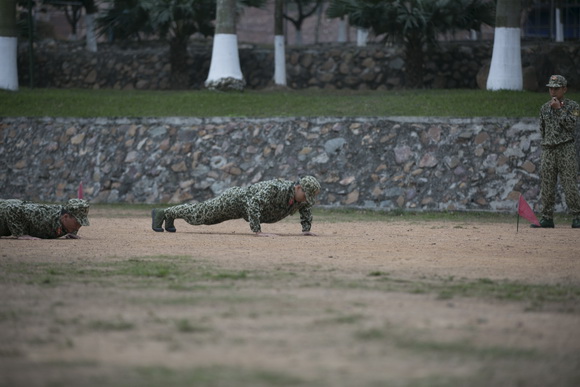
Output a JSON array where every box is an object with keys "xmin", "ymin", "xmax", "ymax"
[
  {"xmin": 246, "ymin": 196, "xmax": 263, "ymax": 233},
  {"xmin": 556, "ymin": 102, "xmax": 579, "ymax": 133},
  {"xmin": 299, "ymin": 206, "xmax": 314, "ymax": 233}
]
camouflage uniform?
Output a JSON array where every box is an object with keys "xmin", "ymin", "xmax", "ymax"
[
  {"xmin": 156, "ymin": 176, "xmax": 321, "ymax": 233},
  {"xmin": 538, "ymin": 76, "xmax": 580, "ymax": 222},
  {"xmin": 0, "ymin": 199, "xmax": 90, "ymax": 239}
]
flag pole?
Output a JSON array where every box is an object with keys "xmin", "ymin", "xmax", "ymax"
[{"xmin": 516, "ymin": 196, "xmax": 519, "ymax": 232}]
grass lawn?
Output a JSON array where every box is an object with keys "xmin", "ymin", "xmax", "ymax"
[{"xmin": 2, "ymin": 88, "xmax": 579, "ymax": 118}]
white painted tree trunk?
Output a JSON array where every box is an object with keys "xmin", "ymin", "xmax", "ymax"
[
  {"xmin": 555, "ymin": 8, "xmax": 564, "ymax": 42},
  {"xmin": 486, "ymin": 27, "xmax": 522, "ymax": 90},
  {"xmin": 356, "ymin": 28, "xmax": 368, "ymax": 47},
  {"xmin": 205, "ymin": 0, "xmax": 244, "ymax": 91},
  {"xmin": 85, "ymin": 13, "xmax": 98, "ymax": 52},
  {"xmin": 0, "ymin": 36, "xmax": 18, "ymax": 91},
  {"xmin": 337, "ymin": 18, "xmax": 347, "ymax": 43},
  {"xmin": 274, "ymin": 35, "xmax": 287, "ymax": 86},
  {"xmin": 205, "ymin": 34, "xmax": 245, "ymax": 90}
]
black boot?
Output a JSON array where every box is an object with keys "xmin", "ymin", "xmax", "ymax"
[
  {"xmin": 165, "ymin": 216, "xmax": 176, "ymax": 232},
  {"xmin": 530, "ymin": 218, "xmax": 555, "ymax": 228},
  {"xmin": 151, "ymin": 209, "xmax": 165, "ymax": 232}
]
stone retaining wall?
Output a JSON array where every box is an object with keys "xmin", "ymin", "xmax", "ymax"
[
  {"xmin": 2, "ymin": 116, "xmax": 578, "ymax": 214},
  {"xmin": 17, "ymin": 40, "xmax": 580, "ymax": 90}
]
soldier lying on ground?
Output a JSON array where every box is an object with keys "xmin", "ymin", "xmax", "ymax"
[
  {"xmin": 152, "ymin": 176, "xmax": 321, "ymax": 237},
  {"xmin": 0, "ymin": 199, "xmax": 90, "ymax": 240}
]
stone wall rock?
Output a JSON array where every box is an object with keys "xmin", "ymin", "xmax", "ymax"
[
  {"xmin": 17, "ymin": 40, "xmax": 580, "ymax": 91},
  {"xmin": 2, "ymin": 116, "xmax": 578, "ymax": 214}
]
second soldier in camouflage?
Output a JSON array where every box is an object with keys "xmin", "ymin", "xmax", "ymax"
[
  {"xmin": 0, "ymin": 198, "xmax": 90, "ymax": 240},
  {"xmin": 532, "ymin": 75, "xmax": 580, "ymax": 228},
  {"xmin": 152, "ymin": 176, "xmax": 321, "ymax": 236}
]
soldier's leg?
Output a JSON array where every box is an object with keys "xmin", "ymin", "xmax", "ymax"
[
  {"xmin": 165, "ymin": 187, "xmax": 246, "ymax": 228},
  {"xmin": 557, "ymin": 142, "xmax": 580, "ymax": 218},
  {"xmin": 540, "ymin": 149, "xmax": 558, "ymax": 220},
  {"xmin": 0, "ymin": 200, "xmax": 21, "ymax": 236}
]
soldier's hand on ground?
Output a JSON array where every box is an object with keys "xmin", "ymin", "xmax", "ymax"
[
  {"xmin": 65, "ymin": 233, "xmax": 81, "ymax": 239},
  {"xmin": 17, "ymin": 235, "xmax": 41, "ymax": 240}
]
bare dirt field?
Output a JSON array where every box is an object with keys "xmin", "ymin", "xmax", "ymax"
[{"xmin": 1, "ymin": 208, "xmax": 579, "ymax": 387}]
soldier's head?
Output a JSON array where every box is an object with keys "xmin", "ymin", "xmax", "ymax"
[
  {"xmin": 295, "ymin": 176, "xmax": 321, "ymax": 205},
  {"xmin": 546, "ymin": 75, "xmax": 568, "ymax": 99},
  {"xmin": 61, "ymin": 199, "xmax": 90, "ymax": 233}
]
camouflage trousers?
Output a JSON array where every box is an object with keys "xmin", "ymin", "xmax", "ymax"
[
  {"xmin": 539, "ymin": 141, "xmax": 580, "ymax": 219},
  {"xmin": 165, "ymin": 187, "xmax": 247, "ymax": 226}
]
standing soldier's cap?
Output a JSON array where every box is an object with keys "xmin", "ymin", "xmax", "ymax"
[
  {"xmin": 299, "ymin": 176, "xmax": 321, "ymax": 205},
  {"xmin": 546, "ymin": 75, "xmax": 567, "ymax": 88},
  {"xmin": 64, "ymin": 199, "xmax": 90, "ymax": 226}
]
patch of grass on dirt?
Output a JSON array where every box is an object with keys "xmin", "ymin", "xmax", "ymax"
[
  {"xmin": 365, "ymin": 273, "xmax": 580, "ymax": 311},
  {"xmin": 126, "ymin": 366, "xmax": 310, "ymax": 387},
  {"xmin": 2, "ymin": 258, "xmax": 578, "ymax": 313},
  {"xmin": 88, "ymin": 318, "xmax": 135, "ymax": 331},
  {"xmin": 174, "ymin": 319, "xmax": 210, "ymax": 334}
]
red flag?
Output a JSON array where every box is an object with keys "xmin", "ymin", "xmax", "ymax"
[
  {"xmin": 518, "ymin": 194, "xmax": 539, "ymax": 226},
  {"xmin": 78, "ymin": 182, "xmax": 84, "ymax": 199}
]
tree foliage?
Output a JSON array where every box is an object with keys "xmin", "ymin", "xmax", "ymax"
[
  {"xmin": 327, "ymin": 0, "xmax": 496, "ymax": 88},
  {"xmin": 97, "ymin": 0, "xmax": 265, "ymax": 89},
  {"xmin": 283, "ymin": 0, "xmax": 323, "ymax": 45}
]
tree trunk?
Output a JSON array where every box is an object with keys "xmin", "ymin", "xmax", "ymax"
[
  {"xmin": 274, "ymin": 0, "xmax": 286, "ymax": 86},
  {"xmin": 336, "ymin": 17, "xmax": 347, "ymax": 43},
  {"xmin": 356, "ymin": 28, "xmax": 368, "ymax": 47},
  {"xmin": 82, "ymin": 0, "xmax": 98, "ymax": 52},
  {"xmin": 555, "ymin": 8, "xmax": 564, "ymax": 42},
  {"xmin": 0, "ymin": 0, "xmax": 18, "ymax": 91},
  {"xmin": 486, "ymin": 0, "xmax": 522, "ymax": 91},
  {"xmin": 205, "ymin": 0, "xmax": 245, "ymax": 91},
  {"xmin": 404, "ymin": 34, "xmax": 424, "ymax": 89},
  {"xmin": 170, "ymin": 37, "xmax": 189, "ymax": 90}
]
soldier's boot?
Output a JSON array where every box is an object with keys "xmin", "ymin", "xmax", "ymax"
[
  {"xmin": 572, "ymin": 218, "xmax": 580, "ymax": 229},
  {"xmin": 165, "ymin": 216, "xmax": 176, "ymax": 232},
  {"xmin": 530, "ymin": 217, "xmax": 555, "ymax": 228},
  {"xmin": 152, "ymin": 209, "xmax": 165, "ymax": 232}
]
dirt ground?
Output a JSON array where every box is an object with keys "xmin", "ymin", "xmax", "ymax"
[{"xmin": 1, "ymin": 209, "xmax": 579, "ymax": 387}]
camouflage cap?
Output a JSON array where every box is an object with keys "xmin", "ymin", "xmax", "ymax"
[
  {"xmin": 299, "ymin": 176, "xmax": 321, "ymax": 205},
  {"xmin": 64, "ymin": 198, "xmax": 90, "ymax": 226},
  {"xmin": 546, "ymin": 75, "xmax": 567, "ymax": 88}
]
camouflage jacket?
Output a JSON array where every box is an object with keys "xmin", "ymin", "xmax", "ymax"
[
  {"xmin": 243, "ymin": 179, "xmax": 313, "ymax": 233},
  {"xmin": 539, "ymin": 98, "xmax": 580, "ymax": 147},
  {"xmin": 0, "ymin": 200, "xmax": 72, "ymax": 239}
]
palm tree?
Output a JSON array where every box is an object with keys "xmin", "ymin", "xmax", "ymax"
[
  {"xmin": 0, "ymin": 0, "xmax": 18, "ymax": 91},
  {"xmin": 486, "ymin": 0, "xmax": 522, "ymax": 90},
  {"xmin": 327, "ymin": 0, "xmax": 495, "ymax": 88}
]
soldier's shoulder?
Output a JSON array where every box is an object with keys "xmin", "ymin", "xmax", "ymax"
[{"xmin": 567, "ymin": 99, "xmax": 580, "ymax": 116}]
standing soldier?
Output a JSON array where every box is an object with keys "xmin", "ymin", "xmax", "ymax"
[
  {"xmin": 152, "ymin": 176, "xmax": 321, "ymax": 237},
  {"xmin": 532, "ymin": 75, "xmax": 580, "ymax": 228},
  {"xmin": 0, "ymin": 199, "xmax": 90, "ymax": 239}
]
